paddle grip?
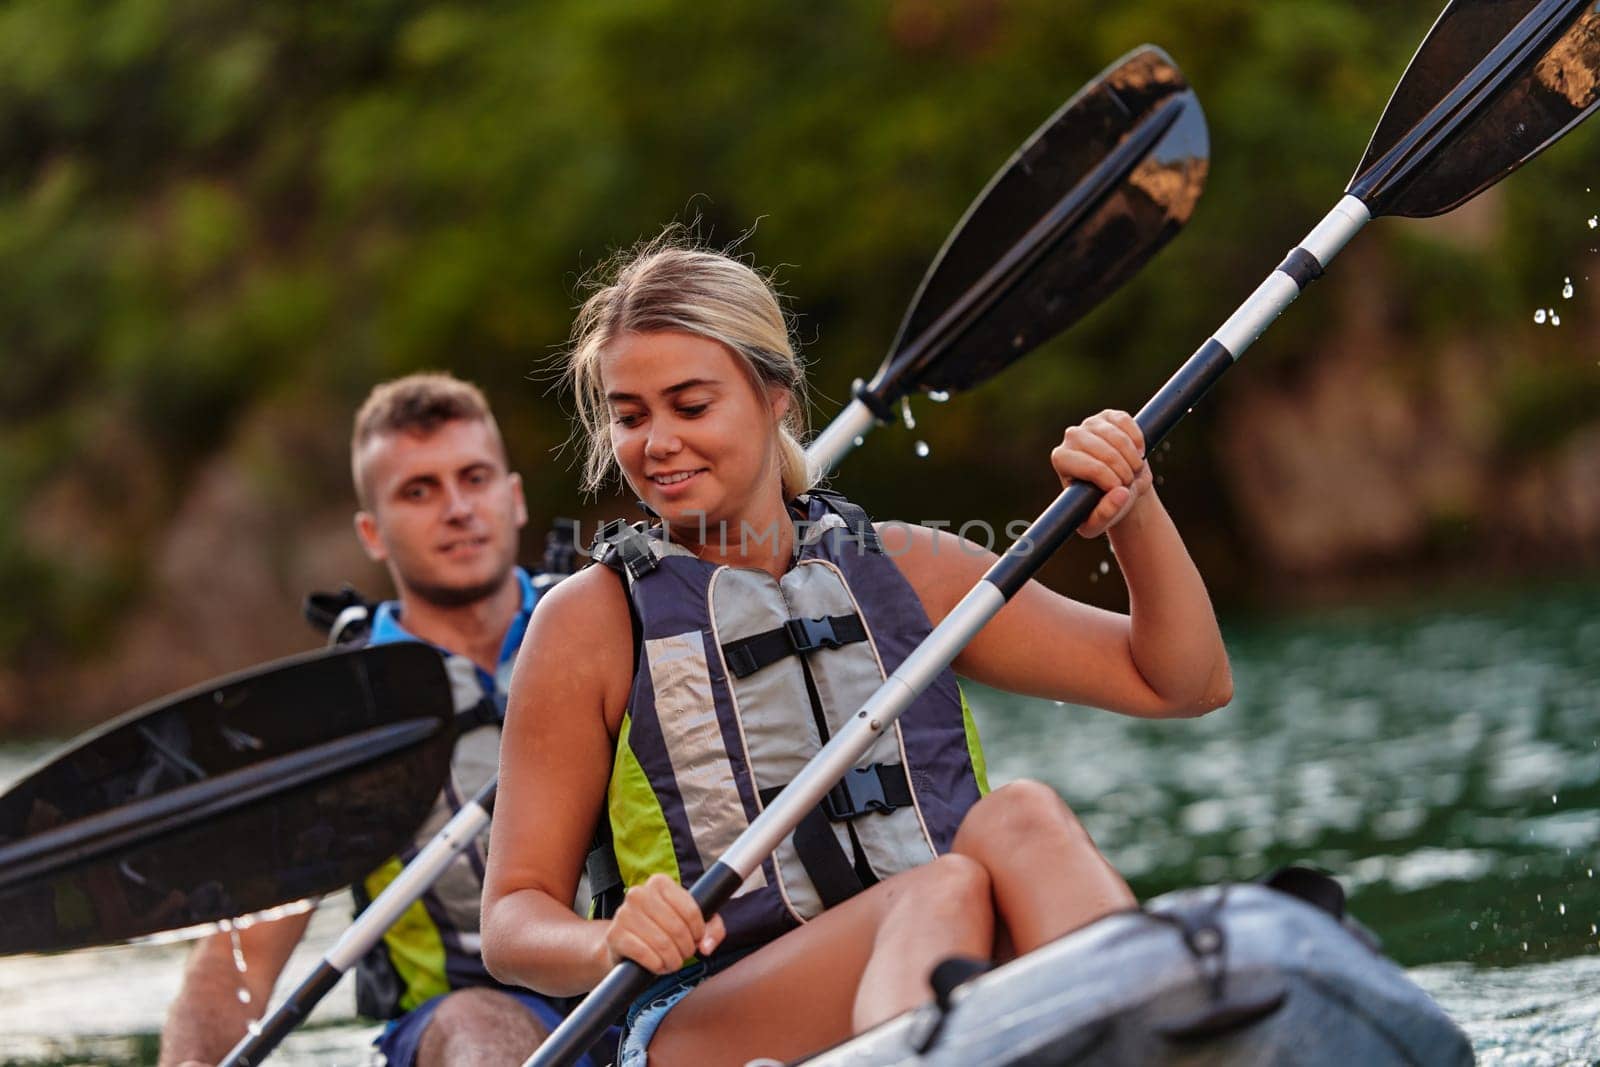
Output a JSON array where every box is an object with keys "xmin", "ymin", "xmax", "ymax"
[
  {"xmin": 987, "ymin": 337, "xmax": 1236, "ymax": 600},
  {"xmin": 220, "ymin": 961, "xmax": 342, "ymax": 1067}
]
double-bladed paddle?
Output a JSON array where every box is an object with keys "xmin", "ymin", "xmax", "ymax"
[
  {"xmin": 808, "ymin": 45, "xmax": 1206, "ymax": 476},
  {"xmin": 0, "ymin": 642, "xmax": 454, "ymax": 957},
  {"xmin": 221, "ymin": 44, "xmax": 1209, "ymax": 1067},
  {"xmin": 529, "ymin": 3, "xmax": 1600, "ymax": 1063},
  {"xmin": 527, "ymin": 45, "xmax": 1212, "ymax": 1067}
]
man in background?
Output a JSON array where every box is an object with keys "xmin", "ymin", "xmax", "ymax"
[{"xmin": 160, "ymin": 373, "xmax": 603, "ymax": 1066}]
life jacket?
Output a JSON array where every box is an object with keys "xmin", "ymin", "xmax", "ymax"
[
  {"xmin": 308, "ymin": 568, "xmax": 556, "ymax": 1018},
  {"xmin": 594, "ymin": 491, "xmax": 989, "ymax": 961}
]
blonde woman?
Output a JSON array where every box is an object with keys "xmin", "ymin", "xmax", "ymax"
[{"xmin": 482, "ymin": 240, "xmax": 1231, "ymax": 1065}]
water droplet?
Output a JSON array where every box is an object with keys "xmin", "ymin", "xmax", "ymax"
[
  {"xmin": 1562, "ymin": 277, "xmax": 1574, "ymax": 299},
  {"xmin": 913, "ymin": 440, "xmax": 930, "ymax": 458},
  {"xmin": 1589, "ymin": 216, "xmax": 1598, "ymax": 229},
  {"xmin": 247, "ymin": 1019, "xmax": 264, "ymax": 1037},
  {"xmin": 1011, "ymin": 332, "xmax": 1026, "ymax": 348},
  {"xmin": 1559, "ymin": 903, "xmax": 1566, "ymax": 915},
  {"xmin": 928, "ymin": 390, "xmax": 950, "ymax": 403},
  {"xmin": 1537, "ymin": 894, "xmax": 1543, "ymax": 903},
  {"xmin": 1522, "ymin": 941, "xmax": 1529, "ymax": 952},
  {"xmin": 1592, "ymin": 924, "xmax": 1598, "ymax": 935},
  {"xmin": 1550, "ymin": 310, "xmax": 1561, "ymax": 326},
  {"xmin": 1469, "ymin": 920, "xmax": 1479, "ymax": 930},
  {"xmin": 1099, "ymin": 560, "xmax": 1111, "ymax": 575},
  {"xmin": 900, "ymin": 396, "xmax": 916, "ymax": 430},
  {"xmin": 237, "ymin": 987, "xmax": 252, "ymax": 1005},
  {"xmin": 1534, "ymin": 308, "xmax": 1548, "ymax": 324},
  {"xmin": 852, "ymin": 436, "xmax": 864, "ymax": 447}
]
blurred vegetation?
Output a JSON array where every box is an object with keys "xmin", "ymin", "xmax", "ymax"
[{"xmin": 1, "ymin": 0, "xmax": 1598, "ymax": 673}]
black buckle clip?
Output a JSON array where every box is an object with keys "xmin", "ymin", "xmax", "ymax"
[
  {"xmin": 786, "ymin": 616, "xmax": 841, "ymax": 653},
  {"xmin": 824, "ymin": 766, "xmax": 891, "ymax": 820}
]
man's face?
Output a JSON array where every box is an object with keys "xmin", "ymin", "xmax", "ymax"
[{"xmin": 354, "ymin": 419, "xmax": 528, "ymax": 607}]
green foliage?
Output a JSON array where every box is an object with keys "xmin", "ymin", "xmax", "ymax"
[{"xmin": 0, "ymin": 0, "xmax": 1597, "ymax": 665}]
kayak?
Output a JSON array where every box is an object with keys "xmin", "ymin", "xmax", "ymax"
[{"xmin": 798, "ymin": 869, "xmax": 1472, "ymax": 1066}]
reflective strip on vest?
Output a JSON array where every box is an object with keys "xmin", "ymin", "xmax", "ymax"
[{"xmin": 642, "ymin": 630, "xmax": 766, "ymax": 897}]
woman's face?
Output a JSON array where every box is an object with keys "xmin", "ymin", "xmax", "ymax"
[{"xmin": 602, "ymin": 330, "xmax": 790, "ymax": 535}]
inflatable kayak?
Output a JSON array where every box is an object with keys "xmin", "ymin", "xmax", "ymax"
[{"xmin": 798, "ymin": 869, "xmax": 1472, "ymax": 1066}]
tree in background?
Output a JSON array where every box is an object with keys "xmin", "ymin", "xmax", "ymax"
[{"xmin": 1, "ymin": 0, "xmax": 1596, "ymax": 733}]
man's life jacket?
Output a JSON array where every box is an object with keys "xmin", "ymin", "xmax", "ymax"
[
  {"xmin": 593, "ymin": 492, "xmax": 989, "ymax": 962},
  {"xmin": 310, "ymin": 567, "xmax": 553, "ymax": 1018}
]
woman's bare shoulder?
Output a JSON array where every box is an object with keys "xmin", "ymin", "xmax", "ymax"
[
  {"xmin": 532, "ymin": 561, "xmax": 631, "ymax": 636},
  {"xmin": 521, "ymin": 562, "xmax": 635, "ymax": 726},
  {"xmin": 872, "ymin": 520, "xmax": 995, "ymax": 622}
]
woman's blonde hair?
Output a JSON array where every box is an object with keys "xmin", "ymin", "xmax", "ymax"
[{"xmin": 564, "ymin": 236, "xmax": 812, "ymax": 499}]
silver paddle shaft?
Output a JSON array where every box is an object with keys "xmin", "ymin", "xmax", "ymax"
[{"xmin": 806, "ymin": 397, "xmax": 879, "ymax": 484}]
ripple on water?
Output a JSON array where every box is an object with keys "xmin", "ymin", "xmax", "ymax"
[{"xmin": 1412, "ymin": 955, "xmax": 1600, "ymax": 1064}]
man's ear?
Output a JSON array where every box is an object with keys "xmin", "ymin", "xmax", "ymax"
[
  {"xmin": 354, "ymin": 511, "xmax": 388, "ymax": 563},
  {"xmin": 509, "ymin": 472, "xmax": 529, "ymax": 529}
]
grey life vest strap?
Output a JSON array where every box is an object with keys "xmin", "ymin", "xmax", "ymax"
[
  {"xmin": 585, "ymin": 831, "xmax": 624, "ymax": 919},
  {"xmin": 721, "ymin": 612, "xmax": 869, "ymax": 679},
  {"xmin": 454, "ymin": 695, "xmax": 503, "ymax": 736},
  {"xmin": 807, "ymin": 489, "xmax": 881, "ymax": 554},
  {"xmin": 590, "ymin": 519, "xmax": 659, "ymax": 581}
]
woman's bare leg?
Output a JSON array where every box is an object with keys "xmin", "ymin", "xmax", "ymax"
[
  {"xmin": 951, "ymin": 779, "xmax": 1134, "ymax": 953},
  {"xmin": 649, "ymin": 854, "xmax": 992, "ymax": 1066}
]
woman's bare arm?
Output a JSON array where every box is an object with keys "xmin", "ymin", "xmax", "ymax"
[
  {"xmin": 480, "ymin": 564, "xmax": 635, "ymax": 996},
  {"xmin": 884, "ymin": 411, "xmax": 1231, "ymax": 718}
]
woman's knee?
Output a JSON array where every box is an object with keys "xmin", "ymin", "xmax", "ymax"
[
  {"xmin": 954, "ymin": 779, "xmax": 1088, "ymax": 854},
  {"xmin": 888, "ymin": 852, "xmax": 992, "ymax": 922}
]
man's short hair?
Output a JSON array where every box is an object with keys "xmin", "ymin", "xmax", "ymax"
[{"xmin": 351, "ymin": 372, "xmax": 505, "ymax": 506}]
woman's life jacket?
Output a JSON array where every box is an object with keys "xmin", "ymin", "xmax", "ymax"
[{"xmin": 593, "ymin": 491, "xmax": 989, "ymax": 960}]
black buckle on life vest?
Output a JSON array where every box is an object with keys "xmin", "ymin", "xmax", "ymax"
[
  {"xmin": 722, "ymin": 613, "xmax": 868, "ymax": 679},
  {"xmin": 785, "ymin": 615, "xmax": 844, "ymax": 653},
  {"xmin": 823, "ymin": 763, "xmax": 912, "ymax": 820}
]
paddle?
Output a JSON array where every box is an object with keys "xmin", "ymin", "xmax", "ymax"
[
  {"xmin": 525, "ymin": 47, "xmax": 1212, "ymax": 1066},
  {"xmin": 0, "ymin": 642, "xmax": 454, "ymax": 957},
  {"xmin": 219, "ymin": 46, "xmax": 1210, "ymax": 1067},
  {"xmin": 528, "ymin": 4, "xmax": 1600, "ymax": 1062},
  {"xmin": 805, "ymin": 44, "xmax": 1206, "ymax": 476}
]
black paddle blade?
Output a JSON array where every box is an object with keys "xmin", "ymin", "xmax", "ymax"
[
  {"xmin": 872, "ymin": 46, "xmax": 1208, "ymax": 401},
  {"xmin": 1351, "ymin": 0, "xmax": 1600, "ymax": 218},
  {"xmin": 0, "ymin": 642, "xmax": 454, "ymax": 956}
]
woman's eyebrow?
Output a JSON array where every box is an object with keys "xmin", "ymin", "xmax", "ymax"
[{"xmin": 605, "ymin": 378, "xmax": 721, "ymax": 403}]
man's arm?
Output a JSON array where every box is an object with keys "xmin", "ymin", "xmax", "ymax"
[{"xmin": 158, "ymin": 909, "xmax": 314, "ymax": 1067}]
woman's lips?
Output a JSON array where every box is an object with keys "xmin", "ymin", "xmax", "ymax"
[{"xmin": 649, "ymin": 468, "xmax": 707, "ymax": 495}]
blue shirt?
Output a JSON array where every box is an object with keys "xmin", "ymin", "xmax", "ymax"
[{"xmin": 367, "ymin": 566, "xmax": 540, "ymax": 711}]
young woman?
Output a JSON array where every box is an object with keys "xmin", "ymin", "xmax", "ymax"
[{"xmin": 482, "ymin": 242, "xmax": 1232, "ymax": 1065}]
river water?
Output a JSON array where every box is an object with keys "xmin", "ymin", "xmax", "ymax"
[{"xmin": 0, "ymin": 582, "xmax": 1596, "ymax": 1064}]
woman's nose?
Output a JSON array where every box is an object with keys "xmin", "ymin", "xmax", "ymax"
[{"xmin": 645, "ymin": 425, "xmax": 681, "ymax": 459}]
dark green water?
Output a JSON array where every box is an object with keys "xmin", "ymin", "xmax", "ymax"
[
  {"xmin": 976, "ymin": 582, "xmax": 1600, "ymax": 973},
  {"xmin": 1, "ymin": 583, "xmax": 1596, "ymax": 1063}
]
